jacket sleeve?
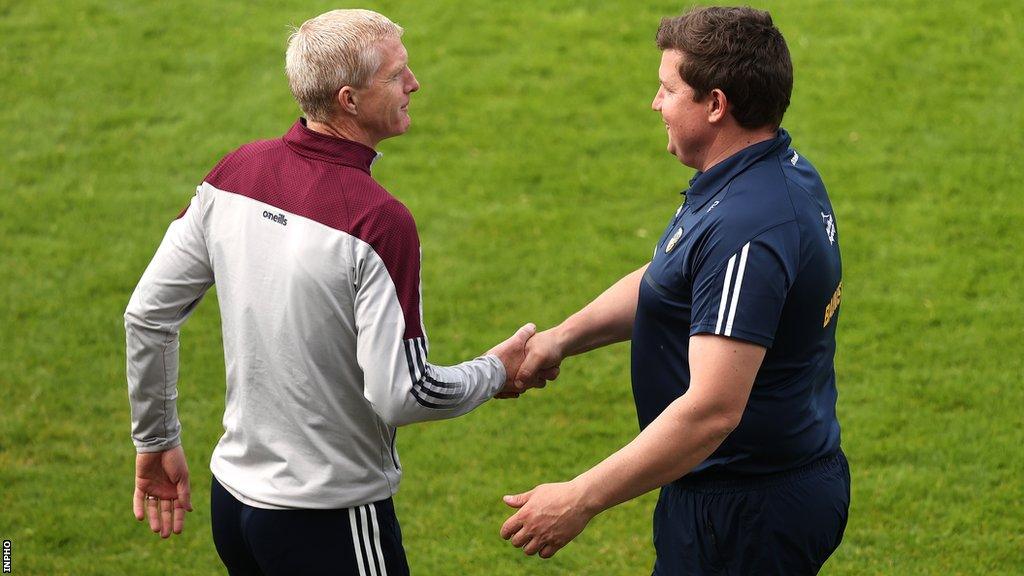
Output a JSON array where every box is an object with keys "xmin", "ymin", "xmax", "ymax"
[
  {"xmin": 351, "ymin": 200, "xmax": 505, "ymax": 428},
  {"xmin": 124, "ymin": 186, "xmax": 214, "ymax": 452}
]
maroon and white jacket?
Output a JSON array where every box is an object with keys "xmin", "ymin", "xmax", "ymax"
[{"xmin": 125, "ymin": 119, "xmax": 505, "ymax": 509}]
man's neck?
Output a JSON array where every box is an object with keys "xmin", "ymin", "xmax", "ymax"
[
  {"xmin": 698, "ymin": 127, "xmax": 776, "ymax": 172},
  {"xmin": 306, "ymin": 118, "xmax": 378, "ymax": 150}
]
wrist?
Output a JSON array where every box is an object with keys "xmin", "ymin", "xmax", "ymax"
[
  {"xmin": 135, "ymin": 438, "xmax": 182, "ymax": 455},
  {"xmin": 568, "ymin": 473, "xmax": 607, "ymax": 518},
  {"xmin": 552, "ymin": 318, "xmax": 580, "ymax": 358},
  {"xmin": 488, "ymin": 352, "xmax": 510, "ymax": 383}
]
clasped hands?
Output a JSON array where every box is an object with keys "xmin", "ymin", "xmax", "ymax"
[
  {"xmin": 486, "ymin": 323, "xmax": 563, "ymax": 400},
  {"xmin": 488, "ymin": 324, "xmax": 598, "ymax": 559}
]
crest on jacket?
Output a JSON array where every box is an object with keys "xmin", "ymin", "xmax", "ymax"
[{"xmin": 665, "ymin": 227, "xmax": 684, "ymax": 254}]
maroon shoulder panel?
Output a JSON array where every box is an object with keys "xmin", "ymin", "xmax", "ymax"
[
  {"xmin": 202, "ymin": 125, "xmax": 424, "ymax": 339},
  {"xmin": 349, "ymin": 199, "xmax": 424, "ymax": 340}
]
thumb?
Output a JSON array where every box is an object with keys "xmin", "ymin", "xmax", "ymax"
[
  {"xmin": 487, "ymin": 323, "xmax": 535, "ymax": 359},
  {"xmin": 510, "ymin": 323, "xmax": 538, "ymax": 381},
  {"xmin": 513, "ymin": 323, "xmax": 537, "ymax": 344},
  {"xmin": 503, "ymin": 489, "xmax": 534, "ymax": 508}
]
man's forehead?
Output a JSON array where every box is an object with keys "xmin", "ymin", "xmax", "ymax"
[
  {"xmin": 375, "ymin": 37, "xmax": 408, "ymax": 74},
  {"xmin": 658, "ymin": 50, "xmax": 683, "ymax": 81},
  {"xmin": 659, "ymin": 50, "xmax": 683, "ymax": 67}
]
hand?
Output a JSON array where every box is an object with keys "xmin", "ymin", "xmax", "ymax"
[
  {"xmin": 500, "ymin": 481, "xmax": 596, "ymax": 558},
  {"xmin": 486, "ymin": 323, "xmax": 536, "ymax": 396},
  {"xmin": 133, "ymin": 445, "xmax": 193, "ymax": 538},
  {"xmin": 509, "ymin": 327, "xmax": 565, "ymax": 395}
]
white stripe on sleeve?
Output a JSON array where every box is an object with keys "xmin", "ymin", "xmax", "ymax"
[
  {"xmin": 715, "ymin": 254, "xmax": 738, "ymax": 334},
  {"xmin": 724, "ymin": 242, "xmax": 751, "ymax": 337}
]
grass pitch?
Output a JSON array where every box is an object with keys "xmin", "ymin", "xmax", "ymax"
[{"xmin": 1, "ymin": 1, "xmax": 1022, "ymax": 574}]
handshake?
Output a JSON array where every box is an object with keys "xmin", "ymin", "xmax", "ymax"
[{"xmin": 486, "ymin": 323, "xmax": 564, "ymax": 399}]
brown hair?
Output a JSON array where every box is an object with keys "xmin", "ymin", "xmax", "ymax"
[{"xmin": 656, "ymin": 6, "xmax": 793, "ymax": 129}]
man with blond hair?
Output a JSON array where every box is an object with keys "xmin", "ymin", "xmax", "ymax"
[{"xmin": 125, "ymin": 9, "xmax": 534, "ymax": 575}]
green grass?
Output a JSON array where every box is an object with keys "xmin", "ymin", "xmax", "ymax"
[{"xmin": 2, "ymin": 0, "xmax": 1022, "ymax": 574}]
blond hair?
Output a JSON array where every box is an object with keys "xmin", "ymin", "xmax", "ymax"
[{"xmin": 285, "ymin": 9, "xmax": 404, "ymax": 122}]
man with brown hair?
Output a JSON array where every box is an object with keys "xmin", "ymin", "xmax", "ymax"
[{"xmin": 501, "ymin": 7, "xmax": 849, "ymax": 574}]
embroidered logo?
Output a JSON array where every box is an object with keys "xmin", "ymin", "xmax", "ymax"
[
  {"xmin": 665, "ymin": 227, "xmax": 683, "ymax": 254},
  {"xmin": 821, "ymin": 212, "xmax": 835, "ymax": 245},
  {"xmin": 791, "ymin": 151, "xmax": 800, "ymax": 166},
  {"xmin": 263, "ymin": 211, "xmax": 288, "ymax": 226},
  {"xmin": 823, "ymin": 280, "xmax": 842, "ymax": 327},
  {"xmin": 707, "ymin": 200, "xmax": 720, "ymax": 213}
]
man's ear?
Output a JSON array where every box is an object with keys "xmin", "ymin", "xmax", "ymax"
[
  {"xmin": 336, "ymin": 86, "xmax": 358, "ymax": 115},
  {"xmin": 707, "ymin": 88, "xmax": 728, "ymax": 124}
]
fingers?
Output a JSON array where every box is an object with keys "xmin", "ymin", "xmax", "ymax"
[
  {"xmin": 135, "ymin": 445, "xmax": 192, "ymax": 537},
  {"xmin": 504, "ymin": 524, "xmax": 560, "ymax": 558},
  {"xmin": 133, "ymin": 487, "xmax": 145, "ymax": 521},
  {"xmin": 512, "ymin": 364, "xmax": 557, "ymax": 394},
  {"xmin": 510, "ymin": 529, "xmax": 532, "ymax": 548},
  {"xmin": 146, "ymin": 495, "xmax": 160, "ymax": 533},
  {"xmin": 500, "ymin": 513, "xmax": 524, "ymax": 540},
  {"xmin": 514, "ymin": 351, "xmax": 541, "ymax": 385},
  {"xmin": 160, "ymin": 498, "xmax": 173, "ymax": 538},
  {"xmin": 523, "ymin": 537, "xmax": 543, "ymax": 556},
  {"xmin": 500, "ymin": 487, "xmax": 537, "ymax": 542},
  {"xmin": 514, "ymin": 360, "xmax": 537, "ymax": 385},
  {"xmin": 173, "ymin": 500, "xmax": 186, "ymax": 535},
  {"xmin": 515, "ymin": 361, "xmax": 559, "ymax": 391},
  {"xmin": 141, "ymin": 493, "xmax": 187, "ymax": 537},
  {"xmin": 537, "ymin": 366, "xmax": 560, "ymax": 381},
  {"xmin": 506, "ymin": 528, "xmax": 563, "ymax": 559}
]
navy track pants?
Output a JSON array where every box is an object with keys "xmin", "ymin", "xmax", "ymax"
[{"xmin": 211, "ymin": 477, "xmax": 410, "ymax": 576}]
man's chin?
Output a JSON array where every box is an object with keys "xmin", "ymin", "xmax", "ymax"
[
  {"xmin": 666, "ymin": 143, "xmax": 690, "ymax": 166},
  {"xmin": 383, "ymin": 120, "xmax": 412, "ymax": 140}
]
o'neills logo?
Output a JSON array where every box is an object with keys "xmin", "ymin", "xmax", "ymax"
[{"xmin": 262, "ymin": 211, "xmax": 288, "ymax": 226}]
